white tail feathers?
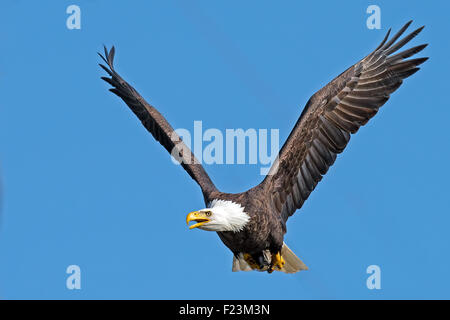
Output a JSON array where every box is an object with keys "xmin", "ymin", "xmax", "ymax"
[
  {"xmin": 232, "ymin": 253, "xmax": 254, "ymax": 272},
  {"xmin": 280, "ymin": 243, "xmax": 308, "ymax": 273},
  {"xmin": 232, "ymin": 242, "xmax": 308, "ymax": 273}
]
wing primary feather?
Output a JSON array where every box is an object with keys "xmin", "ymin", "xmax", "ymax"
[
  {"xmin": 381, "ymin": 20, "xmax": 413, "ymax": 50},
  {"xmin": 373, "ymin": 28, "xmax": 392, "ymax": 52},
  {"xmin": 385, "ymin": 26, "xmax": 425, "ymax": 56},
  {"xmin": 396, "ymin": 67, "xmax": 420, "ymax": 79},
  {"xmin": 386, "ymin": 44, "xmax": 428, "ymax": 63},
  {"xmin": 390, "ymin": 57, "xmax": 429, "ymax": 71}
]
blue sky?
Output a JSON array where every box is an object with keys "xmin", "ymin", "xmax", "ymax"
[{"xmin": 0, "ymin": 1, "xmax": 449, "ymax": 299}]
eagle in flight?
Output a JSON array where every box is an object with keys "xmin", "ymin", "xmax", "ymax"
[{"xmin": 99, "ymin": 21, "xmax": 427, "ymax": 273}]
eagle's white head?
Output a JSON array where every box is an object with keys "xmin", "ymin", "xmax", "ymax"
[{"xmin": 186, "ymin": 199, "xmax": 250, "ymax": 232}]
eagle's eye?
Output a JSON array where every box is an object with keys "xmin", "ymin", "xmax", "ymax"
[{"xmin": 206, "ymin": 211, "xmax": 212, "ymax": 217}]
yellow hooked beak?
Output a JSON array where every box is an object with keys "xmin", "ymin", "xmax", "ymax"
[{"xmin": 186, "ymin": 211, "xmax": 211, "ymax": 230}]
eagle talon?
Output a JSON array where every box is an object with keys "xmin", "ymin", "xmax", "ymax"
[
  {"xmin": 243, "ymin": 253, "xmax": 263, "ymax": 270},
  {"xmin": 270, "ymin": 252, "xmax": 285, "ymax": 271}
]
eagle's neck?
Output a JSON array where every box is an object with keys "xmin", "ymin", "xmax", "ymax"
[{"xmin": 207, "ymin": 199, "xmax": 250, "ymax": 232}]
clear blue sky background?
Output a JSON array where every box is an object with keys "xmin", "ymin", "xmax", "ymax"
[{"xmin": 0, "ymin": 1, "xmax": 448, "ymax": 299}]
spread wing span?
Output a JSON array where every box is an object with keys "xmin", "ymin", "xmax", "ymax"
[
  {"xmin": 262, "ymin": 21, "xmax": 428, "ymax": 223},
  {"xmin": 99, "ymin": 47, "xmax": 217, "ymax": 195}
]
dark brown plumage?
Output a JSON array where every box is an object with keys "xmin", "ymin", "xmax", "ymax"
[{"xmin": 99, "ymin": 21, "xmax": 427, "ymax": 272}]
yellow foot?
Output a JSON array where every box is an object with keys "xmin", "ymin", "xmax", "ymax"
[
  {"xmin": 243, "ymin": 253, "xmax": 263, "ymax": 270},
  {"xmin": 268, "ymin": 252, "xmax": 285, "ymax": 273}
]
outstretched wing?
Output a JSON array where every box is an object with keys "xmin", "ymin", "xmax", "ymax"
[
  {"xmin": 262, "ymin": 21, "xmax": 428, "ymax": 223},
  {"xmin": 99, "ymin": 47, "xmax": 217, "ymax": 195}
]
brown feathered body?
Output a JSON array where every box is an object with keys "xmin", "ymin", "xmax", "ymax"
[{"xmin": 206, "ymin": 186, "xmax": 285, "ymax": 257}]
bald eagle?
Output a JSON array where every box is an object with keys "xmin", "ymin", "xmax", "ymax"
[{"xmin": 99, "ymin": 21, "xmax": 427, "ymax": 273}]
